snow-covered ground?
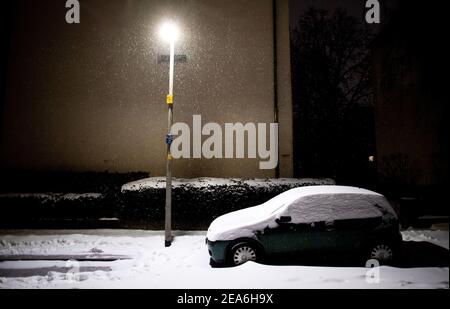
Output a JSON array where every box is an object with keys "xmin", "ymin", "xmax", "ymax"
[{"xmin": 0, "ymin": 228, "xmax": 448, "ymax": 289}]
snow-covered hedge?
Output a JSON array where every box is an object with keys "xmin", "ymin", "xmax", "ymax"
[
  {"xmin": 0, "ymin": 172, "xmax": 146, "ymax": 228},
  {"xmin": 0, "ymin": 177, "xmax": 335, "ymax": 229},
  {"xmin": 0, "ymin": 193, "xmax": 112, "ymax": 228},
  {"xmin": 120, "ymin": 178, "xmax": 335, "ymax": 229}
]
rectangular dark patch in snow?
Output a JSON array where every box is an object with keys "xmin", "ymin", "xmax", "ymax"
[
  {"xmin": 0, "ymin": 255, "xmax": 132, "ymax": 262},
  {"xmin": 0, "ymin": 266, "xmax": 112, "ymax": 278}
]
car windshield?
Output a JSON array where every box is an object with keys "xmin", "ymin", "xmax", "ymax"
[
  {"xmin": 260, "ymin": 190, "xmax": 299, "ymax": 215},
  {"xmin": 270, "ymin": 204, "xmax": 286, "ymax": 215}
]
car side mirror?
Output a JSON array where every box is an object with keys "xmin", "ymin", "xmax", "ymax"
[{"xmin": 276, "ymin": 216, "xmax": 292, "ymax": 224}]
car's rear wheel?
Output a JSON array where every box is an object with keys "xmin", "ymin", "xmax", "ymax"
[
  {"xmin": 368, "ymin": 243, "xmax": 395, "ymax": 265},
  {"xmin": 230, "ymin": 243, "xmax": 258, "ymax": 266}
]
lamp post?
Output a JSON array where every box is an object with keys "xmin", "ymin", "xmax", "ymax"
[{"xmin": 160, "ymin": 22, "xmax": 179, "ymax": 247}]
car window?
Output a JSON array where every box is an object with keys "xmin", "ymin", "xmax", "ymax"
[
  {"xmin": 260, "ymin": 190, "xmax": 300, "ymax": 214},
  {"xmin": 334, "ymin": 217, "xmax": 382, "ymax": 229}
]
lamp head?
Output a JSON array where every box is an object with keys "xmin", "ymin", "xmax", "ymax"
[{"xmin": 160, "ymin": 22, "xmax": 179, "ymax": 42}]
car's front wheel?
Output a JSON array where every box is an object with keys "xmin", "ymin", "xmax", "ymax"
[
  {"xmin": 368, "ymin": 243, "xmax": 395, "ymax": 265},
  {"xmin": 229, "ymin": 242, "xmax": 258, "ymax": 266}
]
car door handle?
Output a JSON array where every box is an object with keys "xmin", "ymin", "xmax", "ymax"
[{"xmin": 325, "ymin": 222, "xmax": 334, "ymax": 231}]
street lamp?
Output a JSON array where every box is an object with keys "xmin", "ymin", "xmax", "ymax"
[{"xmin": 160, "ymin": 21, "xmax": 179, "ymax": 247}]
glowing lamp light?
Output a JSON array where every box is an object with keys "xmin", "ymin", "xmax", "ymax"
[{"xmin": 160, "ymin": 22, "xmax": 179, "ymax": 43}]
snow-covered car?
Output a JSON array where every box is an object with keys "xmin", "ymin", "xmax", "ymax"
[{"xmin": 206, "ymin": 186, "xmax": 402, "ymax": 267}]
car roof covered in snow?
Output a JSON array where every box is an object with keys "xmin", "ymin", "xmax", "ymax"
[
  {"xmin": 261, "ymin": 186, "xmax": 395, "ymax": 219},
  {"xmin": 264, "ymin": 186, "xmax": 383, "ymax": 208},
  {"xmin": 287, "ymin": 186, "xmax": 382, "ymax": 197}
]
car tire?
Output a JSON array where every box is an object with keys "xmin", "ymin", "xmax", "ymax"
[
  {"xmin": 367, "ymin": 243, "xmax": 396, "ymax": 265},
  {"xmin": 229, "ymin": 242, "xmax": 259, "ymax": 266}
]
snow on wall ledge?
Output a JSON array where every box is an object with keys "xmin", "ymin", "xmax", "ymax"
[
  {"xmin": 121, "ymin": 177, "xmax": 336, "ymax": 192},
  {"xmin": 0, "ymin": 193, "xmax": 103, "ymax": 202}
]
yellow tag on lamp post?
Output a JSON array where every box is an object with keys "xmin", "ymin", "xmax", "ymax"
[{"xmin": 167, "ymin": 95, "xmax": 174, "ymax": 105}]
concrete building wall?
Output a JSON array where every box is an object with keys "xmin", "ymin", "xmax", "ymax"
[{"xmin": 1, "ymin": 0, "xmax": 293, "ymax": 178}]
